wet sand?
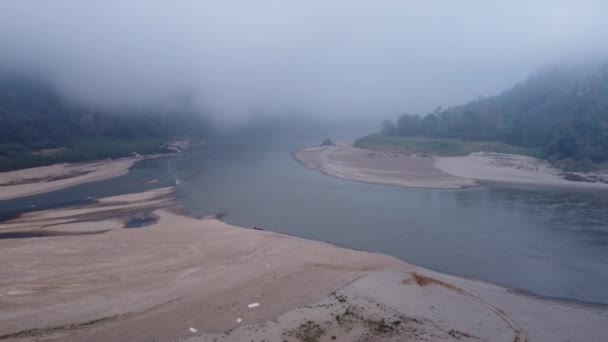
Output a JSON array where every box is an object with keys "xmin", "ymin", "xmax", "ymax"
[
  {"xmin": 1, "ymin": 188, "xmax": 607, "ymax": 341},
  {"xmin": 295, "ymin": 145, "xmax": 608, "ymax": 190}
]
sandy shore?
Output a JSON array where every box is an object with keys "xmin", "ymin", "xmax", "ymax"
[
  {"xmin": 0, "ymin": 156, "xmax": 163, "ymax": 201},
  {"xmin": 295, "ymin": 145, "xmax": 608, "ymax": 190},
  {"xmin": 436, "ymin": 152, "xmax": 608, "ymax": 189},
  {"xmin": 1, "ymin": 188, "xmax": 607, "ymax": 341},
  {"xmin": 294, "ymin": 145, "xmax": 476, "ymax": 189}
]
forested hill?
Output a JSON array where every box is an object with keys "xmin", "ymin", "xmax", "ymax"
[
  {"xmin": 381, "ymin": 62, "xmax": 608, "ymax": 164},
  {"xmin": 0, "ymin": 73, "xmax": 210, "ymax": 170}
]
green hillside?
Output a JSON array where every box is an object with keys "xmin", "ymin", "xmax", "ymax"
[{"xmin": 374, "ymin": 63, "xmax": 608, "ymax": 167}]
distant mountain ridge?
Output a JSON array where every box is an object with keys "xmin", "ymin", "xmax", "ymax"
[
  {"xmin": 0, "ymin": 74, "xmax": 209, "ymax": 148},
  {"xmin": 0, "ymin": 73, "xmax": 210, "ymax": 170}
]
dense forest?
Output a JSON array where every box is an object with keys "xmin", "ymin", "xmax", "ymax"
[
  {"xmin": 380, "ymin": 63, "xmax": 608, "ymax": 164},
  {"xmin": 0, "ymin": 73, "xmax": 210, "ymax": 170}
]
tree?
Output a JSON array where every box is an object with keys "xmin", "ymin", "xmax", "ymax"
[
  {"xmin": 421, "ymin": 114, "xmax": 438, "ymax": 137},
  {"xmin": 379, "ymin": 62, "xmax": 608, "ymax": 163},
  {"xmin": 396, "ymin": 114, "xmax": 422, "ymax": 136},
  {"xmin": 381, "ymin": 119, "xmax": 397, "ymax": 135}
]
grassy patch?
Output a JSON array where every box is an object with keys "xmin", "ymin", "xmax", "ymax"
[
  {"xmin": 366, "ymin": 318, "xmax": 396, "ymax": 335},
  {"xmin": 551, "ymin": 158, "xmax": 608, "ymax": 172},
  {"xmin": 354, "ymin": 133, "xmax": 544, "ymax": 158},
  {"xmin": 334, "ymin": 294, "xmax": 348, "ymax": 303},
  {"xmin": 0, "ymin": 137, "xmax": 170, "ymax": 171},
  {"xmin": 289, "ymin": 321, "xmax": 326, "ymax": 342}
]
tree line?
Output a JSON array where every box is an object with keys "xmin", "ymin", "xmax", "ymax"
[
  {"xmin": 0, "ymin": 73, "xmax": 211, "ymax": 170},
  {"xmin": 381, "ymin": 63, "xmax": 608, "ymax": 163},
  {"xmin": 0, "ymin": 75, "xmax": 210, "ymax": 149}
]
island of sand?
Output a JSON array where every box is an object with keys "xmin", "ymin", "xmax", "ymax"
[
  {"xmin": 0, "ymin": 142, "xmax": 192, "ymax": 202},
  {"xmin": 294, "ymin": 144, "xmax": 608, "ymax": 190},
  {"xmin": 1, "ymin": 186, "xmax": 607, "ymax": 341},
  {"xmin": 0, "ymin": 157, "xmax": 142, "ymax": 201}
]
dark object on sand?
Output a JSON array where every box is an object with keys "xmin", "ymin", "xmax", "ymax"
[
  {"xmin": 124, "ymin": 212, "xmax": 159, "ymax": 228},
  {"xmin": 563, "ymin": 173, "xmax": 587, "ymax": 182},
  {"xmin": 253, "ymin": 226, "xmax": 264, "ymax": 231},
  {"xmin": 320, "ymin": 138, "xmax": 335, "ymax": 146}
]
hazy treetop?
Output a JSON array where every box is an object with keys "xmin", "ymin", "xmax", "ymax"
[{"xmin": 1, "ymin": 1, "xmax": 607, "ymax": 121}]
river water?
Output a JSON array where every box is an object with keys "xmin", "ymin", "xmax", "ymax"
[{"xmin": 1, "ymin": 137, "xmax": 608, "ymax": 304}]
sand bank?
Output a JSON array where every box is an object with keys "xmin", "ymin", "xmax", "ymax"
[
  {"xmin": 1, "ymin": 188, "xmax": 606, "ymax": 341},
  {"xmin": 295, "ymin": 145, "xmax": 608, "ymax": 190},
  {"xmin": 294, "ymin": 145, "xmax": 476, "ymax": 189},
  {"xmin": 436, "ymin": 152, "xmax": 608, "ymax": 189},
  {"xmin": 0, "ymin": 158, "xmax": 141, "ymax": 201}
]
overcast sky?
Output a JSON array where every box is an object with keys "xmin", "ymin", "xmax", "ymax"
[{"xmin": 1, "ymin": 1, "xmax": 607, "ymax": 121}]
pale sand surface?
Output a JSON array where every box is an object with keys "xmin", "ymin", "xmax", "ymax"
[
  {"xmin": 0, "ymin": 187, "xmax": 175, "ymax": 233},
  {"xmin": 295, "ymin": 145, "xmax": 608, "ymax": 190},
  {"xmin": 436, "ymin": 152, "xmax": 608, "ymax": 189},
  {"xmin": 0, "ymin": 158, "xmax": 142, "ymax": 201},
  {"xmin": 1, "ymin": 188, "xmax": 607, "ymax": 341},
  {"xmin": 294, "ymin": 145, "xmax": 477, "ymax": 189}
]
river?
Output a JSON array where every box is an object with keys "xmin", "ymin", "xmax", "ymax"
[{"xmin": 1, "ymin": 137, "xmax": 607, "ymax": 304}]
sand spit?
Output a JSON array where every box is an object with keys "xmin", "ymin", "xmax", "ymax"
[
  {"xmin": 295, "ymin": 145, "xmax": 608, "ymax": 190},
  {"xmin": 0, "ymin": 187, "xmax": 175, "ymax": 235},
  {"xmin": 294, "ymin": 145, "xmax": 477, "ymax": 189},
  {"xmin": 436, "ymin": 152, "xmax": 608, "ymax": 189},
  {"xmin": 1, "ymin": 188, "xmax": 607, "ymax": 341},
  {"xmin": 0, "ymin": 157, "xmax": 143, "ymax": 201}
]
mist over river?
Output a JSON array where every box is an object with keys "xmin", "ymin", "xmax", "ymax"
[{"xmin": 2, "ymin": 136, "xmax": 608, "ymax": 304}]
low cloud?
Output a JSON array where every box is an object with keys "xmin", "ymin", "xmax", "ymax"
[{"xmin": 1, "ymin": 1, "xmax": 607, "ymax": 121}]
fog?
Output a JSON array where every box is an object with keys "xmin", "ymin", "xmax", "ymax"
[{"xmin": 1, "ymin": 1, "xmax": 607, "ymax": 121}]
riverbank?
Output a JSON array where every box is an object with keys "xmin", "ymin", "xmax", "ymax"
[
  {"xmin": 1, "ymin": 188, "xmax": 607, "ymax": 341},
  {"xmin": 0, "ymin": 154, "xmax": 176, "ymax": 201},
  {"xmin": 294, "ymin": 144, "xmax": 608, "ymax": 190},
  {"xmin": 436, "ymin": 152, "xmax": 608, "ymax": 189},
  {"xmin": 0, "ymin": 157, "xmax": 139, "ymax": 201},
  {"xmin": 294, "ymin": 145, "xmax": 476, "ymax": 189}
]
